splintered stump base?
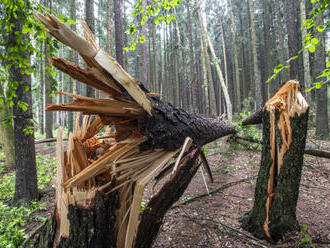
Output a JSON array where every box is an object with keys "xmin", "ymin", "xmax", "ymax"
[
  {"xmin": 35, "ymin": 191, "xmax": 119, "ymax": 248},
  {"xmin": 240, "ymin": 81, "xmax": 309, "ymax": 241}
]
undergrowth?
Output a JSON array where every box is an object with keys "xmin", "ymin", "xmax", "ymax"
[{"xmin": 0, "ymin": 151, "xmax": 56, "ymax": 247}]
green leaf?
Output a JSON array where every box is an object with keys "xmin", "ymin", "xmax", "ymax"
[
  {"xmin": 141, "ymin": 15, "xmax": 147, "ymax": 25},
  {"xmin": 311, "ymin": 38, "xmax": 319, "ymax": 45},
  {"xmin": 308, "ymin": 44, "xmax": 316, "ymax": 53},
  {"xmin": 316, "ymin": 25, "xmax": 325, "ymax": 32},
  {"xmin": 326, "ymin": 61, "xmax": 330, "ymax": 68}
]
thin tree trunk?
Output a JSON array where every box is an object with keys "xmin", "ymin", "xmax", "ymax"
[
  {"xmin": 284, "ymin": 0, "xmax": 300, "ymax": 80},
  {"xmin": 198, "ymin": 17, "xmax": 209, "ymax": 115},
  {"xmin": 85, "ymin": 0, "xmax": 95, "ymax": 98},
  {"xmin": 228, "ymin": 0, "xmax": 241, "ymax": 113},
  {"xmin": 107, "ymin": 0, "xmax": 112, "ymax": 55},
  {"xmin": 0, "ymin": 84, "xmax": 15, "ymax": 168},
  {"xmin": 299, "ymin": 0, "xmax": 312, "ymax": 104},
  {"xmin": 114, "ymin": 0, "xmax": 123, "ymax": 66},
  {"xmin": 186, "ymin": 2, "xmax": 197, "ymax": 113},
  {"xmin": 314, "ymin": 13, "xmax": 329, "ymax": 140},
  {"xmin": 248, "ymin": 0, "xmax": 262, "ymax": 110},
  {"xmin": 199, "ymin": 3, "xmax": 232, "ymax": 121},
  {"xmin": 275, "ymin": 0, "xmax": 289, "ymax": 83}
]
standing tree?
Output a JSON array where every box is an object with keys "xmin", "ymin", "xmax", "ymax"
[
  {"xmin": 248, "ymin": 0, "xmax": 262, "ymax": 110},
  {"xmin": 6, "ymin": 0, "xmax": 39, "ymax": 204},
  {"xmin": 228, "ymin": 0, "xmax": 241, "ymax": 113},
  {"xmin": 0, "ymin": 84, "xmax": 15, "ymax": 168},
  {"xmin": 314, "ymin": 12, "xmax": 329, "ymax": 140},
  {"xmin": 114, "ymin": 0, "xmax": 123, "ymax": 66},
  {"xmin": 284, "ymin": 0, "xmax": 300, "ymax": 80}
]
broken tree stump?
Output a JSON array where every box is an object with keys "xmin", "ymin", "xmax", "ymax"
[
  {"xmin": 33, "ymin": 13, "xmax": 236, "ymax": 248},
  {"xmin": 240, "ymin": 81, "xmax": 309, "ymax": 241}
]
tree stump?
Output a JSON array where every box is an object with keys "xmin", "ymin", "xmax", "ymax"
[
  {"xmin": 240, "ymin": 81, "xmax": 309, "ymax": 241},
  {"xmin": 32, "ymin": 13, "xmax": 236, "ymax": 248}
]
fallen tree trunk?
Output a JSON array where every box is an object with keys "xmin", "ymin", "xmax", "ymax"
[
  {"xmin": 229, "ymin": 135, "xmax": 330, "ymax": 159},
  {"xmin": 33, "ymin": 13, "xmax": 235, "ymax": 248},
  {"xmin": 240, "ymin": 81, "xmax": 309, "ymax": 241}
]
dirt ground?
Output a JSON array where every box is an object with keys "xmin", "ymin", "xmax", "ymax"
[{"xmin": 33, "ymin": 136, "xmax": 330, "ymax": 248}]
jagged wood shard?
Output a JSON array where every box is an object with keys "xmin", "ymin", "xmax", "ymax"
[{"xmin": 34, "ymin": 12, "xmax": 236, "ymax": 248}]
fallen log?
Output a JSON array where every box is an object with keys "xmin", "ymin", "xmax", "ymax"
[
  {"xmin": 229, "ymin": 135, "xmax": 330, "ymax": 159},
  {"xmin": 33, "ymin": 13, "xmax": 236, "ymax": 248}
]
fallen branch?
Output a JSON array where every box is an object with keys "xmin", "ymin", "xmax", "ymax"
[
  {"xmin": 180, "ymin": 210, "xmax": 268, "ymax": 248},
  {"xmin": 171, "ymin": 176, "xmax": 256, "ymax": 209},
  {"xmin": 22, "ymin": 220, "xmax": 48, "ymax": 247},
  {"xmin": 229, "ymin": 135, "xmax": 330, "ymax": 159}
]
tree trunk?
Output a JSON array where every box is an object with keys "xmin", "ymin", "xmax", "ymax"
[
  {"xmin": 10, "ymin": 1, "xmax": 38, "ymax": 204},
  {"xmin": 114, "ymin": 0, "xmax": 123, "ymax": 66},
  {"xmin": 186, "ymin": 1, "xmax": 197, "ymax": 113},
  {"xmin": 241, "ymin": 81, "xmax": 309, "ymax": 241},
  {"xmin": 299, "ymin": 0, "xmax": 312, "ymax": 104},
  {"xmin": 107, "ymin": 0, "xmax": 112, "ymax": 55},
  {"xmin": 248, "ymin": 0, "xmax": 262, "ymax": 110},
  {"xmin": 199, "ymin": 6, "xmax": 232, "ymax": 121},
  {"xmin": 85, "ymin": 0, "xmax": 95, "ymax": 98},
  {"xmin": 0, "ymin": 84, "xmax": 15, "ymax": 168},
  {"xmin": 274, "ymin": 0, "xmax": 289, "ymax": 83},
  {"xmin": 45, "ymin": 40, "xmax": 53, "ymax": 138},
  {"xmin": 228, "ymin": 0, "xmax": 241, "ymax": 113},
  {"xmin": 314, "ymin": 13, "xmax": 329, "ymax": 140},
  {"xmin": 284, "ymin": 0, "xmax": 300, "ymax": 80}
]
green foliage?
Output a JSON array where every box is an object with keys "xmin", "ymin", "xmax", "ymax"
[
  {"xmin": 0, "ymin": 152, "xmax": 55, "ymax": 247},
  {"xmin": 300, "ymin": 224, "xmax": 316, "ymax": 248},
  {"xmin": 267, "ymin": 0, "xmax": 329, "ymax": 91},
  {"xmin": 0, "ymin": 0, "xmax": 67, "ymax": 133},
  {"xmin": 36, "ymin": 154, "xmax": 57, "ymax": 190},
  {"xmin": 124, "ymin": 0, "xmax": 180, "ymax": 51}
]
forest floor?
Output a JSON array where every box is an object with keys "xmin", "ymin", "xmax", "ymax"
[{"xmin": 28, "ymin": 134, "xmax": 330, "ymax": 247}]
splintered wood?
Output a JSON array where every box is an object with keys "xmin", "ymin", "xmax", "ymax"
[
  {"xmin": 263, "ymin": 80, "xmax": 309, "ymax": 239},
  {"xmin": 38, "ymin": 12, "xmax": 191, "ymax": 248}
]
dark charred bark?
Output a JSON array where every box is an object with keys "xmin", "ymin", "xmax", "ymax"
[
  {"xmin": 140, "ymin": 97, "xmax": 236, "ymax": 151},
  {"xmin": 241, "ymin": 107, "xmax": 263, "ymax": 126},
  {"xmin": 240, "ymin": 109, "xmax": 309, "ymax": 241},
  {"xmin": 134, "ymin": 148, "xmax": 201, "ymax": 248},
  {"xmin": 34, "ymin": 191, "xmax": 119, "ymax": 248}
]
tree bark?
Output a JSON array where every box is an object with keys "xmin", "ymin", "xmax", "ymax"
[
  {"xmin": 228, "ymin": 0, "xmax": 241, "ymax": 113},
  {"xmin": 199, "ymin": 6, "xmax": 232, "ymax": 121},
  {"xmin": 248, "ymin": 0, "xmax": 262, "ymax": 110},
  {"xmin": 85, "ymin": 0, "xmax": 95, "ymax": 98},
  {"xmin": 10, "ymin": 1, "xmax": 38, "ymax": 204},
  {"xmin": 0, "ymin": 84, "xmax": 15, "ymax": 168},
  {"xmin": 314, "ymin": 13, "xmax": 329, "ymax": 140},
  {"xmin": 299, "ymin": 0, "xmax": 312, "ymax": 104},
  {"xmin": 241, "ymin": 81, "xmax": 309, "ymax": 241},
  {"xmin": 114, "ymin": 0, "xmax": 123, "ymax": 66},
  {"xmin": 284, "ymin": 0, "xmax": 300, "ymax": 80},
  {"xmin": 186, "ymin": 1, "xmax": 197, "ymax": 113}
]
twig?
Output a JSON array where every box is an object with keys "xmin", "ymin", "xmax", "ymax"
[
  {"xmin": 21, "ymin": 220, "xmax": 48, "ymax": 247},
  {"xmin": 180, "ymin": 211, "xmax": 268, "ymax": 248},
  {"xmin": 172, "ymin": 176, "xmax": 256, "ymax": 209}
]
